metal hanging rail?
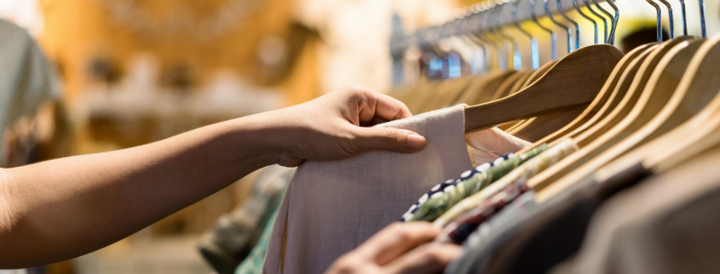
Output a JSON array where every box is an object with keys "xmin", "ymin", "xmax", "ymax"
[{"xmin": 391, "ymin": 0, "xmax": 611, "ymax": 55}]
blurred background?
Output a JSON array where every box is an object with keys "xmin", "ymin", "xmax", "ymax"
[{"xmin": 1, "ymin": 0, "xmax": 718, "ymax": 273}]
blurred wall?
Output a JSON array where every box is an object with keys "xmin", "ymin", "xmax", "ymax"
[{"xmin": 40, "ymin": 0, "xmax": 321, "ymax": 104}]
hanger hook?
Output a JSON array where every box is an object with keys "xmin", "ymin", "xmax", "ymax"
[
  {"xmin": 699, "ymin": 0, "xmax": 706, "ymax": 38},
  {"xmin": 530, "ymin": 0, "xmax": 557, "ymax": 60},
  {"xmin": 439, "ymin": 19, "xmax": 463, "ymax": 79},
  {"xmin": 583, "ymin": 0, "xmax": 608, "ymax": 43},
  {"xmin": 438, "ymin": 21, "xmax": 453, "ymax": 79},
  {"xmin": 483, "ymin": 2, "xmax": 509, "ymax": 70},
  {"xmin": 557, "ymin": 0, "xmax": 581, "ymax": 50},
  {"xmin": 544, "ymin": 0, "xmax": 573, "ymax": 54},
  {"xmin": 591, "ymin": 0, "xmax": 615, "ymax": 43},
  {"xmin": 572, "ymin": 0, "xmax": 598, "ymax": 44},
  {"xmin": 513, "ymin": 0, "xmax": 539, "ymax": 69},
  {"xmin": 489, "ymin": 3, "xmax": 509, "ymax": 68},
  {"xmin": 655, "ymin": 0, "xmax": 675, "ymax": 39},
  {"xmin": 463, "ymin": 5, "xmax": 488, "ymax": 74},
  {"xmin": 676, "ymin": 0, "xmax": 688, "ymax": 36},
  {"xmin": 605, "ymin": 0, "xmax": 619, "ymax": 45},
  {"xmin": 493, "ymin": 2, "xmax": 522, "ymax": 70},
  {"xmin": 460, "ymin": 7, "xmax": 487, "ymax": 74},
  {"xmin": 479, "ymin": 3, "xmax": 504, "ymax": 70},
  {"xmin": 645, "ymin": 0, "xmax": 663, "ymax": 42},
  {"xmin": 467, "ymin": 5, "xmax": 492, "ymax": 73}
]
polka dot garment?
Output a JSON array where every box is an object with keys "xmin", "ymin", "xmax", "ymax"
[{"xmin": 400, "ymin": 154, "xmax": 516, "ymax": 222}]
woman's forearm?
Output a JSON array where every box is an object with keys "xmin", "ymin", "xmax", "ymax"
[
  {"xmin": 0, "ymin": 114, "xmax": 279, "ymax": 268},
  {"xmin": 0, "ymin": 86, "xmax": 425, "ymax": 269}
]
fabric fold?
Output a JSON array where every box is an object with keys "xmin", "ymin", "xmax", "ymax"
[{"xmin": 263, "ymin": 105, "xmax": 528, "ymax": 273}]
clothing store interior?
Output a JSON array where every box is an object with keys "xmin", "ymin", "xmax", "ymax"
[{"xmin": 2, "ymin": 0, "xmax": 720, "ymax": 273}]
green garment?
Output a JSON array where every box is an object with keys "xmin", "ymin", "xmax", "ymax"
[
  {"xmin": 236, "ymin": 189, "xmax": 284, "ymax": 274},
  {"xmin": 409, "ymin": 144, "xmax": 548, "ymax": 222}
]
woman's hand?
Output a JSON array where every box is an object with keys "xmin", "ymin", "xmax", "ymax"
[
  {"xmin": 326, "ymin": 222, "xmax": 462, "ymax": 274},
  {"xmin": 262, "ymin": 85, "xmax": 428, "ymax": 167},
  {"xmin": 0, "ymin": 84, "xmax": 429, "ymax": 268}
]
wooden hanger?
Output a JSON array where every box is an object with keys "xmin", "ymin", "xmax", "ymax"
[
  {"xmin": 497, "ymin": 61, "xmax": 559, "ymax": 132},
  {"xmin": 587, "ymin": 86, "xmax": 720, "ymax": 192},
  {"xmin": 415, "ymin": 76, "xmax": 475, "ymax": 112},
  {"xmin": 520, "ymin": 61, "xmax": 557, "ymax": 89},
  {"xmin": 466, "ymin": 71, "xmax": 518, "ymax": 105},
  {"xmin": 508, "ymin": 64, "xmax": 588, "ymax": 138},
  {"xmin": 651, "ymin": 107, "xmax": 720, "ymax": 173},
  {"xmin": 547, "ymin": 44, "xmax": 658, "ymax": 143},
  {"xmin": 628, "ymin": 35, "xmax": 720, "ymax": 170},
  {"xmin": 402, "ymin": 79, "xmax": 436, "ymax": 113},
  {"xmin": 531, "ymin": 44, "xmax": 656, "ymax": 147},
  {"xmin": 508, "ymin": 70, "xmax": 535, "ymax": 96},
  {"xmin": 454, "ymin": 70, "xmax": 515, "ymax": 105},
  {"xmin": 492, "ymin": 70, "xmax": 534, "ymax": 131},
  {"xmin": 464, "ymin": 44, "xmax": 623, "ymax": 133},
  {"xmin": 433, "ymin": 77, "xmax": 478, "ymax": 110},
  {"xmin": 514, "ymin": 44, "xmax": 657, "ymax": 154},
  {"xmin": 511, "ymin": 107, "xmax": 587, "ymax": 141},
  {"xmin": 528, "ymin": 37, "xmax": 696, "ymax": 190},
  {"xmin": 573, "ymin": 36, "xmax": 697, "ymax": 146},
  {"xmin": 490, "ymin": 69, "xmax": 531, "ymax": 100},
  {"xmin": 536, "ymin": 35, "xmax": 720, "ymax": 200},
  {"xmin": 492, "ymin": 70, "xmax": 533, "ymax": 131}
]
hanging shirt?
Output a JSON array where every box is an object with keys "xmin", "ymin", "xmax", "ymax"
[
  {"xmin": 438, "ymin": 180, "xmax": 532, "ymax": 244},
  {"xmin": 447, "ymin": 155, "xmax": 649, "ymax": 274},
  {"xmin": 198, "ymin": 166, "xmax": 294, "ymax": 274},
  {"xmin": 404, "ymin": 145, "xmax": 546, "ymax": 222},
  {"xmin": 444, "ymin": 191, "xmax": 539, "ymax": 274},
  {"xmin": 400, "ymin": 153, "xmax": 516, "ymax": 222},
  {"xmin": 263, "ymin": 105, "xmax": 529, "ymax": 274},
  {"xmin": 551, "ymin": 150, "xmax": 720, "ymax": 274},
  {"xmin": 434, "ymin": 139, "xmax": 579, "ymax": 227},
  {"xmin": 235, "ymin": 178, "xmax": 290, "ymax": 274}
]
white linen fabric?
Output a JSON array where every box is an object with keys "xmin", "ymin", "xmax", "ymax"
[{"xmin": 263, "ymin": 105, "xmax": 529, "ymax": 274}]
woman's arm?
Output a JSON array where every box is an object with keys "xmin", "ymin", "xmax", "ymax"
[{"xmin": 0, "ymin": 86, "xmax": 427, "ymax": 268}]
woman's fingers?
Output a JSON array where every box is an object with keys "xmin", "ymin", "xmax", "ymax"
[
  {"xmin": 352, "ymin": 86, "xmax": 412, "ymax": 124},
  {"xmin": 351, "ymin": 127, "xmax": 427, "ymax": 153},
  {"xmin": 325, "ymin": 222, "xmax": 461, "ymax": 274},
  {"xmin": 354, "ymin": 222, "xmax": 440, "ymax": 266},
  {"xmin": 383, "ymin": 242, "xmax": 462, "ymax": 274}
]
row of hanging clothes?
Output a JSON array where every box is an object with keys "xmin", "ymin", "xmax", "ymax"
[
  {"xmin": 200, "ymin": 0, "xmax": 720, "ymax": 273},
  {"xmin": 385, "ymin": 0, "xmax": 720, "ymax": 273}
]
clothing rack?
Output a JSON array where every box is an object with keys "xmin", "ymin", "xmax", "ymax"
[
  {"xmin": 390, "ymin": 0, "xmax": 615, "ymax": 84},
  {"xmin": 392, "ymin": 0, "xmax": 612, "ymax": 52}
]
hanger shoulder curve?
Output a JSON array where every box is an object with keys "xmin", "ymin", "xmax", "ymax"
[
  {"xmin": 515, "ymin": 44, "xmax": 657, "ymax": 155},
  {"xmin": 640, "ymin": 35, "xmax": 720, "ymax": 166},
  {"xmin": 522, "ymin": 60, "xmax": 557, "ymax": 88},
  {"xmin": 534, "ymin": 37, "xmax": 714, "ymax": 198},
  {"xmin": 502, "ymin": 72, "xmax": 543, "ymax": 133},
  {"xmin": 499, "ymin": 62, "xmax": 559, "ymax": 133},
  {"xmin": 570, "ymin": 44, "xmax": 662, "ymax": 146},
  {"xmin": 529, "ymin": 38, "xmax": 694, "ymax": 191},
  {"xmin": 469, "ymin": 71, "xmax": 518, "ymax": 105},
  {"xmin": 511, "ymin": 106, "xmax": 586, "ymax": 141},
  {"xmin": 538, "ymin": 36, "xmax": 720, "ymax": 201},
  {"xmin": 490, "ymin": 69, "xmax": 530, "ymax": 101},
  {"xmin": 509, "ymin": 70, "xmax": 535, "ymax": 96},
  {"xmin": 464, "ymin": 44, "xmax": 624, "ymax": 133}
]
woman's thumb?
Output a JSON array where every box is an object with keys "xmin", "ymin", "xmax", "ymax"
[{"xmin": 354, "ymin": 127, "xmax": 427, "ymax": 153}]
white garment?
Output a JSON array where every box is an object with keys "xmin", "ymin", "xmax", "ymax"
[{"xmin": 263, "ymin": 105, "xmax": 529, "ymax": 273}]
